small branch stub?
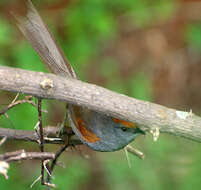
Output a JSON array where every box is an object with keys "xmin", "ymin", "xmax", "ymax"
[
  {"xmin": 40, "ymin": 78, "xmax": 53, "ymax": 90},
  {"xmin": 126, "ymin": 145, "xmax": 145, "ymax": 160},
  {"xmin": 175, "ymin": 109, "xmax": 193, "ymax": 120},
  {"xmin": 150, "ymin": 127, "xmax": 160, "ymax": 142}
]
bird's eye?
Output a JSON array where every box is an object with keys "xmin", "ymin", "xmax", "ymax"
[{"xmin": 121, "ymin": 127, "xmax": 127, "ymax": 132}]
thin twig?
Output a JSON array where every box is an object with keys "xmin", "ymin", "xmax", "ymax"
[
  {"xmin": 43, "ymin": 160, "xmax": 52, "ymax": 177},
  {"xmin": 30, "ymin": 175, "xmax": 42, "ymax": 188},
  {"xmin": 0, "ymin": 96, "xmax": 36, "ymax": 115},
  {"xmin": 126, "ymin": 145, "xmax": 145, "ymax": 160},
  {"xmin": 0, "ymin": 127, "xmax": 82, "ymax": 145},
  {"xmin": 37, "ymin": 98, "xmax": 45, "ymax": 185},
  {"xmin": 124, "ymin": 148, "xmax": 131, "ymax": 168},
  {"xmin": 46, "ymin": 144, "xmax": 69, "ymax": 186},
  {"xmin": 0, "ymin": 149, "xmax": 55, "ymax": 162},
  {"xmin": 11, "ymin": 93, "xmax": 19, "ymax": 104}
]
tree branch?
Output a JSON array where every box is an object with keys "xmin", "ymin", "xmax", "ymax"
[
  {"xmin": 0, "ymin": 149, "xmax": 55, "ymax": 162},
  {"xmin": 0, "ymin": 65, "xmax": 201, "ymax": 143},
  {"xmin": 0, "ymin": 126, "xmax": 82, "ymax": 145},
  {"xmin": 0, "ymin": 96, "xmax": 36, "ymax": 115},
  {"xmin": 0, "ymin": 149, "xmax": 55, "ymax": 180}
]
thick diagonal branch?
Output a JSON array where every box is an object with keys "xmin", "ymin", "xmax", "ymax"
[{"xmin": 0, "ymin": 65, "xmax": 201, "ymax": 143}]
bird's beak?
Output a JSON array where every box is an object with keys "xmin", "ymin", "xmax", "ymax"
[{"xmin": 136, "ymin": 127, "xmax": 146, "ymax": 135}]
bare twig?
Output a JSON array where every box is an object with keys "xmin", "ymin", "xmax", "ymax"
[
  {"xmin": 124, "ymin": 147, "xmax": 131, "ymax": 168},
  {"xmin": 0, "ymin": 96, "xmax": 36, "ymax": 115},
  {"xmin": 43, "ymin": 160, "xmax": 52, "ymax": 177},
  {"xmin": 30, "ymin": 175, "xmax": 42, "ymax": 188},
  {"xmin": 11, "ymin": 93, "xmax": 19, "ymax": 104},
  {"xmin": 0, "ymin": 127, "xmax": 82, "ymax": 145},
  {"xmin": 0, "ymin": 149, "xmax": 55, "ymax": 162},
  {"xmin": 46, "ymin": 144, "xmax": 69, "ymax": 185},
  {"xmin": 0, "ymin": 66, "xmax": 201, "ymax": 143},
  {"xmin": 126, "ymin": 145, "xmax": 145, "ymax": 160},
  {"xmin": 0, "ymin": 149, "xmax": 55, "ymax": 181},
  {"xmin": 37, "ymin": 98, "xmax": 45, "ymax": 185}
]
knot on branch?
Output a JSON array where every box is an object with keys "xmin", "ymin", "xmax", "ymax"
[{"xmin": 40, "ymin": 78, "xmax": 53, "ymax": 90}]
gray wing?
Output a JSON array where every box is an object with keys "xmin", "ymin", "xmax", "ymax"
[{"xmin": 14, "ymin": 0, "xmax": 77, "ymax": 78}]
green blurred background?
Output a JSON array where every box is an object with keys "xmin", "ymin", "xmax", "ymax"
[{"xmin": 0, "ymin": 0, "xmax": 201, "ymax": 189}]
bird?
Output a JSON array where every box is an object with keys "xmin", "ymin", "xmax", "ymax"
[{"xmin": 14, "ymin": 0, "xmax": 145, "ymax": 152}]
